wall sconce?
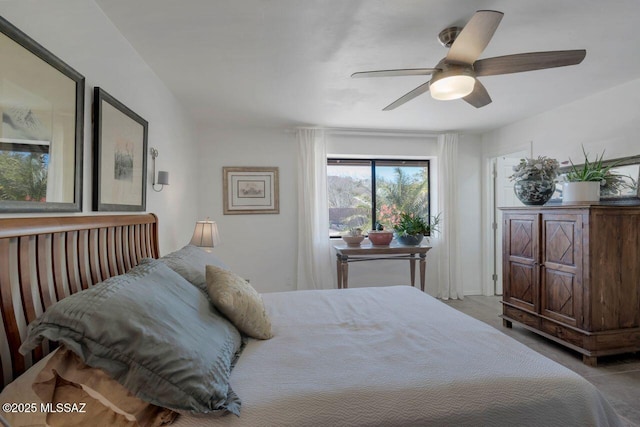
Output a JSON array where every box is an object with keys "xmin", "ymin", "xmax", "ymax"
[
  {"xmin": 190, "ymin": 218, "xmax": 220, "ymax": 252},
  {"xmin": 150, "ymin": 147, "xmax": 169, "ymax": 192}
]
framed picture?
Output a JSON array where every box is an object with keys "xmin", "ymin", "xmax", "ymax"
[
  {"xmin": 223, "ymin": 167, "xmax": 279, "ymax": 214},
  {"xmin": 93, "ymin": 87, "xmax": 148, "ymax": 211},
  {"xmin": 0, "ymin": 16, "xmax": 85, "ymax": 213}
]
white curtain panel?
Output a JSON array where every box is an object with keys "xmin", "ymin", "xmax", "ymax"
[
  {"xmin": 45, "ymin": 123, "xmax": 65, "ymax": 202},
  {"xmin": 296, "ymin": 128, "xmax": 334, "ymax": 290},
  {"xmin": 435, "ymin": 133, "xmax": 463, "ymax": 299}
]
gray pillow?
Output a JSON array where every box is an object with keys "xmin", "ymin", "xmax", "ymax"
[
  {"xmin": 160, "ymin": 245, "xmax": 230, "ymax": 293},
  {"xmin": 20, "ymin": 258, "xmax": 243, "ymax": 415}
]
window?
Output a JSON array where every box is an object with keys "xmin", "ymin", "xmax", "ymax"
[{"xmin": 327, "ymin": 159, "xmax": 431, "ymax": 237}]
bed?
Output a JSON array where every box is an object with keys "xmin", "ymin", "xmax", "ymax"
[{"xmin": 0, "ymin": 214, "xmax": 624, "ymax": 427}]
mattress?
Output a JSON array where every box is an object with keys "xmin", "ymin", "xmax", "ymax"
[{"xmin": 174, "ymin": 286, "xmax": 623, "ymax": 427}]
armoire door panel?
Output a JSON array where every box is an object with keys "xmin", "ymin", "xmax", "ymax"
[
  {"xmin": 545, "ymin": 221, "xmax": 575, "ymax": 266},
  {"xmin": 541, "ymin": 268, "xmax": 580, "ymax": 326},
  {"xmin": 508, "ymin": 262, "xmax": 536, "ymax": 310},
  {"xmin": 503, "ymin": 214, "xmax": 539, "ymax": 312},
  {"xmin": 510, "ymin": 219, "xmax": 535, "ymax": 259},
  {"xmin": 540, "ymin": 214, "xmax": 582, "ymax": 327}
]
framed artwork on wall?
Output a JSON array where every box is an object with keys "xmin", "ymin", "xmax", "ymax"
[
  {"xmin": 223, "ymin": 167, "xmax": 279, "ymax": 214},
  {"xmin": 92, "ymin": 87, "xmax": 148, "ymax": 211},
  {"xmin": 0, "ymin": 16, "xmax": 85, "ymax": 213}
]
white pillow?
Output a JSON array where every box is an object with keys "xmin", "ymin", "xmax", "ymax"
[{"xmin": 205, "ymin": 265, "xmax": 273, "ymax": 340}]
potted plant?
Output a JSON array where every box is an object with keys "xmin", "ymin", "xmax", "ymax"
[
  {"xmin": 562, "ymin": 147, "xmax": 619, "ymax": 203},
  {"xmin": 393, "ymin": 212, "xmax": 440, "ymax": 246},
  {"xmin": 367, "ymin": 223, "xmax": 394, "ymax": 246},
  {"xmin": 509, "ymin": 156, "xmax": 559, "ymax": 205},
  {"xmin": 342, "ymin": 227, "xmax": 365, "ymax": 247}
]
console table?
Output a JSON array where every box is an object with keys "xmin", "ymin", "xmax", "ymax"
[{"xmin": 333, "ymin": 243, "xmax": 432, "ymax": 291}]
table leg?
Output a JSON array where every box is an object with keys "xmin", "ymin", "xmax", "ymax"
[
  {"xmin": 419, "ymin": 253, "xmax": 426, "ymax": 292},
  {"xmin": 336, "ymin": 255, "xmax": 342, "ymax": 289},
  {"xmin": 409, "ymin": 256, "xmax": 416, "ymax": 287},
  {"xmin": 340, "ymin": 255, "xmax": 349, "ymax": 289}
]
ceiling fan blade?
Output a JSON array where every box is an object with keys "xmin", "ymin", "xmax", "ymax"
[
  {"xmin": 474, "ymin": 50, "xmax": 586, "ymax": 76},
  {"xmin": 463, "ymin": 79, "xmax": 492, "ymax": 108},
  {"xmin": 382, "ymin": 81, "xmax": 431, "ymax": 110},
  {"xmin": 351, "ymin": 68, "xmax": 438, "ymax": 78},
  {"xmin": 446, "ymin": 10, "xmax": 504, "ymax": 64}
]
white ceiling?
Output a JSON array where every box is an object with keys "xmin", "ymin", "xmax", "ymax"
[{"xmin": 95, "ymin": 0, "xmax": 640, "ymax": 133}]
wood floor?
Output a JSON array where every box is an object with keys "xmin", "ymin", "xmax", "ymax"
[{"xmin": 445, "ymin": 295, "xmax": 640, "ymax": 427}]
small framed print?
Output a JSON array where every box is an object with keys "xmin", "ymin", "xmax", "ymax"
[
  {"xmin": 92, "ymin": 87, "xmax": 148, "ymax": 211},
  {"xmin": 223, "ymin": 167, "xmax": 279, "ymax": 215}
]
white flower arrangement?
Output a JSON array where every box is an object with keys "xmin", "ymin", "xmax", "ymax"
[{"xmin": 509, "ymin": 156, "xmax": 560, "ymax": 182}]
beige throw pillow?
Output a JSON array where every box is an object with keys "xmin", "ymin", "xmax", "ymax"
[{"xmin": 205, "ymin": 265, "xmax": 273, "ymax": 340}]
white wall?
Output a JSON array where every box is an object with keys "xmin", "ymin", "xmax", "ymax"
[
  {"xmin": 482, "ymin": 78, "xmax": 640, "ymax": 161},
  {"xmin": 0, "ymin": 0, "xmax": 200, "ymax": 254},
  {"xmin": 197, "ymin": 128, "xmax": 298, "ymax": 293},
  {"xmin": 456, "ymin": 134, "xmax": 483, "ymax": 295},
  {"xmin": 197, "ymin": 128, "xmax": 484, "ymax": 296}
]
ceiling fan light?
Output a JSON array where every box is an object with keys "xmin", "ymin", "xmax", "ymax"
[{"xmin": 430, "ymin": 74, "xmax": 476, "ymax": 100}]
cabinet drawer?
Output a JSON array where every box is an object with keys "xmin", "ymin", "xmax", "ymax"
[
  {"xmin": 540, "ymin": 319, "xmax": 585, "ymax": 348},
  {"xmin": 503, "ymin": 305, "xmax": 540, "ymax": 329},
  {"xmin": 593, "ymin": 329, "xmax": 640, "ymax": 352}
]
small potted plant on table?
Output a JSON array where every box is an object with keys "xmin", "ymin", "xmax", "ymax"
[
  {"xmin": 342, "ymin": 227, "xmax": 365, "ymax": 247},
  {"xmin": 367, "ymin": 222, "xmax": 394, "ymax": 246},
  {"xmin": 393, "ymin": 212, "xmax": 440, "ymax": 246}
]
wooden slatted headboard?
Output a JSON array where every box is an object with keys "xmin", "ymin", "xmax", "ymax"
[{"xmin": 0, "ymin": 214, "xmax": 159, "ymax": 388}]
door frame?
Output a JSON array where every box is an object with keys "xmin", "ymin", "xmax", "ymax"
[{"xmin": 482, "ymin": 142, "xmax": 532, "ymax": 296}]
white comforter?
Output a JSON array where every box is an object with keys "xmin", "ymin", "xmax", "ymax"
[{"xmin": 176, "ymin": 286, "xmax": 623, "ymax": 427}]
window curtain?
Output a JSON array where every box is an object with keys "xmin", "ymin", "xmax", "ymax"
[
  {"xmin": 434, "ymin": 133, "xmax": 463, "ymax": 299},
  {"xmin": 45, "ymin": 123, "xmax": 65, "ymax": 202},
  {"xmin": 296, "ymin": 128, "xmax": 334, "ymax": 290}
]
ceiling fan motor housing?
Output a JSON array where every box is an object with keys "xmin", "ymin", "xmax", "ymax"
[{"xmin": 438, "ymin": 26, "xmax": 463, "ymax": 47}]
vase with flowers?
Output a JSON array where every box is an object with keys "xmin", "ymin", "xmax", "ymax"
[{"xmin": 510, "ymin": 156, "xmax": 559, "ymax": 205}]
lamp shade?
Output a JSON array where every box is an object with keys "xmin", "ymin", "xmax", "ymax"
[
  {"xmin": 190, "ymin": 220, "xmax": 220, "ymax": 248},
  {"xmin": 157, "ymin": 171, "xmax": 169, "ymax": 185}
]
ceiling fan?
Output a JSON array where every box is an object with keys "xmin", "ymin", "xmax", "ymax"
[{"xmin": 351, "ymin": 10, "xmax": 586, "ymax": 110}]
